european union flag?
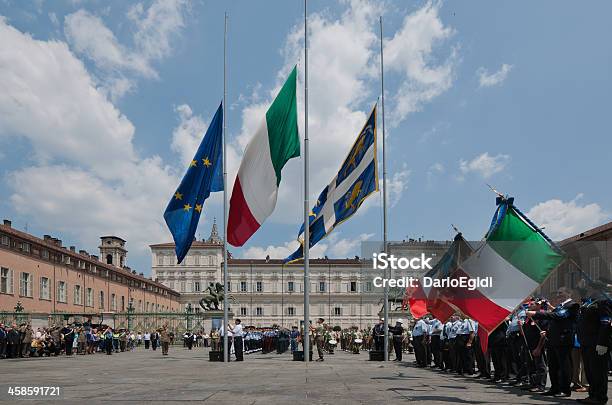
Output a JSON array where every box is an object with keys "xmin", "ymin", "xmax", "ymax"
[
  {"xmin": 164, "ymin": 102, "xmax": 223, "ymax": 264},
  {"xmin": 285, "ymin": 104, "xmax": 378, "ymax": 263}
]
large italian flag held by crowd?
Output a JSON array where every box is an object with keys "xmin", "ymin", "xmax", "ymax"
[
  {"xmin": 450, "ymin": 197, "xmax": 564, "ymax": 333},
  {"xmin": 227, "ymin": 67, "xmax": 300, "ymax": 247}
]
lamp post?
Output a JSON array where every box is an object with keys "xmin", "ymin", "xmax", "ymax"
[
  {"xmin": 127, "ymin": 298, "xmax": 135, "ymax": 331},
  {"xmin": 186, "ymin": 303, "xmax": 193, "ymax": 332}
]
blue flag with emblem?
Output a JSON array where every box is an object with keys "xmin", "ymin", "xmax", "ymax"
[
  {"xmin": 285, "ymin": 104, "xmax": 378, "ymax": 263},
  {"xmin": 164, "ymin": 102, "xmax": 223, "ymax": 264}
]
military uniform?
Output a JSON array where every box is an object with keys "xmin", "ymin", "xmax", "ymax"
[
  {"xmin": 389, "ymin": 321, "xmax": 404, "ymax": 361},
  {"xmin": 533, "ymin": 300, "xmax": 579, "ymax": 397},
  {"xmin": 159, "ymin": 327, "xmax": 171, "ymax": 355},
  {"xmin": 577, "ymin": 298, "xmax": 612, "ymax": 404}
]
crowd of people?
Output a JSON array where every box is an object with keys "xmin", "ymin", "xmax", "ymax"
[{"xmin": 406, "ymin": 288, "xmax": 611, "ymax": 404}]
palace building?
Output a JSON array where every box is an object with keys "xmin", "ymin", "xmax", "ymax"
[
  {"xmin": 0, "ymin": 219, "xmax": 181, "ymax": 323},
  {"xmin": 151, "ymin": 224, "xmax": 452, "ymax": 329}
]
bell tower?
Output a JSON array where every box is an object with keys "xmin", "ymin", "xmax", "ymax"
[{"xmin": 99, "ymin": 236, "xmax": 127, "ymax": 268}]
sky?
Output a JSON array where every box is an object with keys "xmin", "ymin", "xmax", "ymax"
[{"xmin": 0, "ymin": 0, "xmax": 610, "ymax": 276}]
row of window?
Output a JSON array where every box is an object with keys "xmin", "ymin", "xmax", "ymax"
[
  {"xmin": 168, "ymin": 280, "xmax": 372, "ymax": 294},
  {"xmin": 0, "ymin": 233, "xmax": 170, "ymax": 297},
  {"xmin": 0, "ymin": 268, "xmax": 170, "ymax": 312},
  {"xmin": 231, "ymin": 305, "xmax": 372, "ymax": 317},
  {"xmin": 156, "ymin": 254, "xmax": 218, "ymax": 267}
]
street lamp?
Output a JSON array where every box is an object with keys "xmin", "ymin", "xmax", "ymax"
[{"xmin": 127, "ymin": 298, "xmax": 135, "ymax": 331}]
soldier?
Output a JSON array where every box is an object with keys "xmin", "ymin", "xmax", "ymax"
[
  {"xmin": 310, "ymin": 318, "xmax": 326, "ymax": 361},
  {"xmin": 576, "ymin": 297, "xmax": 612, "ymax": 404},
  {"xmin": 159, "ymin": 325, "xmax": 171, "ymax": 356},
  {"xmin": 528, "ymin": 288, "xmax": 579, "ymax": 398},
  {"xmin": 21, "ymin": 323, "xmax": 33, "ymax": 357},
  {"xmin": 412, "ymin": 316, "xmax": 427, "ymax": 367},
  {"xmin": 373, "ymin": 318, "xmax": 385, "ymax": 352},
  {"xmin": 229, "ymin": 319, "xmax": 244, "ymax": 361},
  {"xmin": 389, "ymin": 319, "xmax": 404, "ymax": 361}
]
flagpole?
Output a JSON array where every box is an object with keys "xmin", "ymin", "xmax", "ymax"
[
  {"xmin": 379, "ymin": 16, "xmax": 389, "ymax": 362},
  {"xmin": 222, "ymin": 11, "xmax": 229, "ymax": 363},
  {"xmin": 303, "ymin": 0, "xmax": 310, "ymax": 363}
]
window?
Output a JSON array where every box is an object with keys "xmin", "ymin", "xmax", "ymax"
[
  {"xmin": 287, "ymin": 307, "xmax": 295, "ymax": 316},
  {"xmin": 39, "ymin": 277, "xmax": 50, "ymax": 300},
  {"xmin": 57, "ymin": 281, "xmax": 66, "ymax": 303},
  {"xmin": 240, "ymin": 307, "xmax": 247, "ymax": 316},
  {"xmin": 111, "ymin": 293, "xmax": 117, "ymax": 311},
  {"xmin": 350, "ymin": 281, "xmax": 357, "ymax": 292},
  {"xmin": 42, "ymin": 250, "xmax": 49, "ymax": 259},
  {"xmin": 1, "ymin": 235, "xmax": 8, "ymax": 245},
  {"xmin": 319, "ymin": 281, "xmax": 326, "ymax": 293},
  {"xmin": 227, "ymin": 282, "xmax": 231, "ymax": 292},
  {"xmin": 157, "ymin": 255, "xmax": 163, "ymax": 265},
  {"xmin": 256, "ymin": 307, "xmax": 263, "ymax": 316},
  {"xmin": 287, "ymin": 281, "xmax": 294, "ymax": 292},
  {"xmin": 86, "ymin": 288, "xmax": 93, "ymax": 307},
  {"xmin": 334, "ymin": 307, "xmax": 342, "ymax": 316},
  {"xmin": 1, "ymin": 267, "xmax": 13, "ymax": 294},
  {"xmin": 99, "ymin": 291, "xmax": 105, "ymax": 309},
  {"xmin": 194, "ymin": 281, "xmax": 201, "ymax": 292},
  {"xmin": 240, "ymin": 281, "xmax": 247, "ymax": 292},
  {"xmin": 194, "ymin": 255, "xmax": 200, "ymax": 266},
  {"xmin": 74, "ymin": 285, "xmax": 82, "ymax": 305},
  {"xmin": 106, "ymin": 254, "xmax": 113, "ymax": 265},
  {"xmin": 180, "ymin": 281, "xmax": 186, "ymax": 292},
  {"xmin": 121, "ymin": 296, "xmax": 125, "ymax": 311},
  {"xmin": 256, "ymin": 281, "xmax": 263, "ymax": 292},
  {"xmin": 364, "ymin": 281, "xmax": 373, "ymax": 292},
  {"xmin": 21, "ymin": 242, "xmax": 30, "ymax": 253},
  {"xmin": 19, "ymin": 272, "xmax": 32, "ymax": 297}
]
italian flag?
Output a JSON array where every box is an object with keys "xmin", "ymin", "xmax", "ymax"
[
  {"xmin": 450, "ymin": 200, "xmax": 564, "ymax": 333},
  {"xmin": 227, "ymin": 67, "xmax": 300, "ymax": 247}
]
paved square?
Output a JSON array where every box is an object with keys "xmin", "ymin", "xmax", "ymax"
[{"xmin": 0, "ymin": 347, "xmax": 607, "ymax": 404}]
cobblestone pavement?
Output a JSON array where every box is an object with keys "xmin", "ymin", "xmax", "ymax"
[{"xmin": 0, "ymin": 347, "xmax": 608, "ymax": 404}]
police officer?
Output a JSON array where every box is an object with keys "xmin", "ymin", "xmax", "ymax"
[
  {"xmin": 576, "ymin": 297, "xmax": 612, "ymax": 404},
  {"xmin": 429, "ymin": 317, "xmax": 443, "ymax": 368},
  {"xmin": 455, "ymin": 316, "xmax": 475, "ymax": 376},
  {"xmin": 412, "ymin": 316, "xmax": 427, "ymax": 367},
  {"xmin": 528, "ymin": 288, "xmax": 579, "ymax": 398},
  {"xmin": 389, "ymin": 320, "xmax": 404, "ymax": 361}
]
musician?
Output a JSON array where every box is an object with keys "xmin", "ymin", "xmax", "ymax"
[
  {"xmin": 520, "ymin": 299, "xmax": 548, "ymax": 393},
  {"xmin": 389, "ymin": 320, "xmax": 404, "ymax": 361},
  {"xmin": 62, "ymin": 324, "xmax": 75, "ymax": 356},
  {"xmin": 310, "ymin": 318, "xmax": 326, "ymax": 362}
]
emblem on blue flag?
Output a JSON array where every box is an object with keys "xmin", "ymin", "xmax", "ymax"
[
  {"xmin": 285, "ymin": 104, "xmax": 378, "ymax": 263},
  {"xmin": 164, "ymin": 102, "xmax": 223, "ymax": 264}
]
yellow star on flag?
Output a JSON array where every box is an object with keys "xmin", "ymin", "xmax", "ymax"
[
  {"xmin": 183, "ymin": 204, "xmax": 192, "ymax": 212},
  {"xmin": 190, "ymin": 160, "xmax": 197, "ymax": 167},
  {"xmin": 174, "ymin": 192, "xmax": 183, "ymax": 200},
  {"xmin": 195, "ymin": 204, "xmax": 202, "ymax": 213},
  {"xmin": 202, "ymin": 157, "xmax": 212, "ymax": 167}
]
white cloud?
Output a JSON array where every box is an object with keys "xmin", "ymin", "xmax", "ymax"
[
  {"xmin": 171, "ymin": 104, "xmax": 209, "ymax": 165},
  {"xmin": 240, "ymin": 232, "xmax": 374, "ymax": 260},
  {"xmin": 232, "ymin": 0, "xmax": 452, "ymax": 232},
  {"xmin": 459, "ymin": 152, "xmax": 510, "ymax": 179},
  {"xmin": 387, "ymin": 166, "xmax": 411, "ymax": 207},
  {"xmin": 527, "ymin": 194, "xmax": 609, "ymax": 240},
  {"xmin": 385, "ymin": 0, "xmax": 457, "ymax": 125},
  {"xmin": 0, "ymin": 17, "xmax": 183, "ymax": 268},
  {"xmin": 478, "ymin": 63, "xmax": 513, "ymax": 88},
  {"xmin": 64, "ymin": 0, "xmax": 189, "ymax": 99},
  {"xmin": 426, "ymin": 162, "xmax": 444, "ymax": 187}
]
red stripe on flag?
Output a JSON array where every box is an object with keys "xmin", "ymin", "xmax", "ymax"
[
  {"xmin": 444, "ymin": 268, "xmax": 510, "ymax": 332},
  {"xmin": 227, "ymin": 177, "xmax": 261, "ymax": 247}
]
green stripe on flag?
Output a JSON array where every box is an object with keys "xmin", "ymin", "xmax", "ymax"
[
  {"xmin": 265, "ymin": 66, "xmax": 300, "ymax": 186},
  {"xmin": 488, "ymin": 208, "xmax": 563, "ymax": 283}
]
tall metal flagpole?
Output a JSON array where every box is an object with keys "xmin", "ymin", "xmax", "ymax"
[
  {"xmin": 303, "ymin": 0, "xmax": 310, "ymax": 363},
  {"xmin": 222, "ymin": 12, "xmax": 229, "ymax": 363},
  {"xmin": 379, "ymin": 16, "xmax": 390, "ymax": 362}
]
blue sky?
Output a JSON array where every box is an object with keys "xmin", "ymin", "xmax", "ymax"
[{"xmin": 0, "ymin": 0, "xmax": 610, "ymax": 275}]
